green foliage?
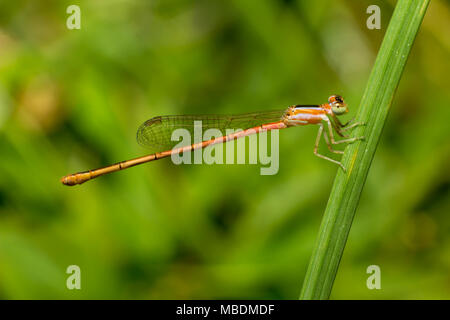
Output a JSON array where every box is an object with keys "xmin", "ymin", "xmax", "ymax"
[
  {"xmin": 300, "ymin": 0, "xmax": 430, "ymax": 300},
  {"xmin": 0, "ymin": 0, "xmax": 448, "ymax": 299}
]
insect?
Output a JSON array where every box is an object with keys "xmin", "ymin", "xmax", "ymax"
[{"xmin": 61, "ymin": 95, "xmax": 364, "ymax": 186}]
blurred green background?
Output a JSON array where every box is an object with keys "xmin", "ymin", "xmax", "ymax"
[{"xmin": 0, "ymin": 0, "xmax": 449, "ymax": 299}]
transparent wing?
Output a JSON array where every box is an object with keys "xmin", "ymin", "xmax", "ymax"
[{"xmin": 136, "ymin": 110, "xmax": 287, "ymax": 150}]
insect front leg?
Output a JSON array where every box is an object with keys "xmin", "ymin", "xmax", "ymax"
[
  {"xmin": 331, "ymin": 115, "xmax": 365, "ymax": 135},
  {"xmin": 340, "ymin": 121, "xmax": 365, "ymax": 132},
  {"xmin": 341, "ymin": 116, "xmax": 356, "ymax": 127},
  {"xmin": 325, "ymin": 118, "xmax": 364, "ymax": 145}
]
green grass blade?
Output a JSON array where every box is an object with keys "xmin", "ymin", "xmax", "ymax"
[{"xmin": 300, "ymin": 0, "xmax": 430, "ymax": 300}]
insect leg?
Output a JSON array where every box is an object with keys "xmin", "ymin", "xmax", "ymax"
[{"xmin": 313, "ymin": 123, "xmax": 346, "ymax": 171}]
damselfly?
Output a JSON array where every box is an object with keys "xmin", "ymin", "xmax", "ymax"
[{"xmin": 61, "ymin": 95, "xmax": 363, "ymax": 186}]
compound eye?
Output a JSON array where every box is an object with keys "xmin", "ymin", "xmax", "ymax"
[{"xmin": 328, "ymin": 94, "xmax": 343, "ymax": 104}]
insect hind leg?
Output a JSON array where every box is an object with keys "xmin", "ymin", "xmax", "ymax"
[{"xmin": 313, "ymin": 123, "xmax": 346, "ymax": 171}]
